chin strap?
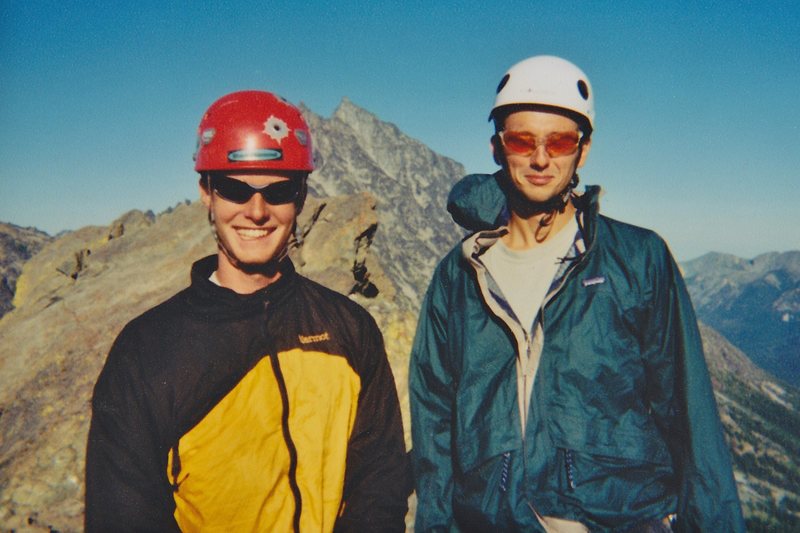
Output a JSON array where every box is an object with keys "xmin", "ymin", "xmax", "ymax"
[
  {"xmin": 206, "ymin": 205, "xmax": 242, "ymax": 270},
  {"xmin": 527, "ymin": 172, "xmax": 579, "ymax": 232},
  {"xmin": 203, "ymin": 173, "xmax": 240, "ymax": 269},
  {"xmin": 530, "ymin": 173, "xmax": 579, "ymax": 241},
  {"xmin": 538, "ymin": 172, "xmax": 579, "ymax": 214}
]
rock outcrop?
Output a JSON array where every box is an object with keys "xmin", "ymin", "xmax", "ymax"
[{"xmin": 0, "ymin": 223, "xmax": 52, "ymax": 318}]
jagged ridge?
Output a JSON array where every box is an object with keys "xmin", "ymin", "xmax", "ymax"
[{"xmin": 301, "ymin": 97, "xmax": 465, "ymax": 309}]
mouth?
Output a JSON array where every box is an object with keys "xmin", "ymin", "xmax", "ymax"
[
  {"xmin": 524, "ymin": 174, "xmax": 553, "ymax": 186},
  {"xmin": 235, "ymin": 227, "xmax": 272, "ymax": 240}
]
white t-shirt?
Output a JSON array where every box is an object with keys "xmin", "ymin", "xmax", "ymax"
[{"xmin": 482, "ymin": 217, "xmax": 578, "ymax": 332}]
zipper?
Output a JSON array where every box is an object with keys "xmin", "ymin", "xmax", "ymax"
[
  {"xmin": 469, "ymin": 248, "xmax": 531, "ymax": 441},
  {"xmin": 520, "ymin": 329, "xmax": 533, "ymax": 433},
  {"xmin": 520, "ymin": 332, "xmax": 532, "ymax": 487},
  {"xmin": 263, "ymin": 299, "xmax": 302, "ymax": 533},
  {"xmin": 563, "ymin": 448, "xmax": 576, "ymax": 491},
  {"xmin": 499, "ymin": 451, "xmax": 512, "ymax": 493},
  {"xmin": 170, "ymin": 443, "xmax": 182, "ymax": 492}
]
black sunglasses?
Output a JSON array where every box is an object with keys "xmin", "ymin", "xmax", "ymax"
[{"xmin": 208, "ymin": 174, "xmax": 301, "ymax": 205}]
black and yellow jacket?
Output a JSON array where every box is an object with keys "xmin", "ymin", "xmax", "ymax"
[{"xmin": 86, "ymin": 255, "xmax": 410, "ymax": 532}]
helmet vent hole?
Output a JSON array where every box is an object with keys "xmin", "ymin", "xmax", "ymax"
[
  {"xmin": 496, "ymin": 74, "xmax": 510, "ymax": 94},
  {"xmin": 577, "ymin": 80, "xmax": 589, "ymax": 100}
]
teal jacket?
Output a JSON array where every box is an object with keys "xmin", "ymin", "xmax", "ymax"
[{"xmin": 409, "ymin": 173, "xmax": 744, "ymax": 532}]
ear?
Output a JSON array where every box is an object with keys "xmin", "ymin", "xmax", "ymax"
[
  {"xmin": 577, "ymin": 137, "xmax": 592, "ymax": 168},
  {"xmin": 295, "ymin": 173, "xmax": 308, "ymax": 215},
  {"xmin": 199, "ymin": 176, "xmax": 212, "ymax": 208},
  {"xmin": 490, "ymin": 134, "xmax": 504, "ymax": 167}
]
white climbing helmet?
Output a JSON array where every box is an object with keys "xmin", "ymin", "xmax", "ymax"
[{"xmin": 491, "ymin": 55, "xmax": 595, "ymax": 131}]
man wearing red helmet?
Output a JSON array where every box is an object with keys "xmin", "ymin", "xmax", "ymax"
[
  {"xmin": 86, "ymin": 91, "xmax": 410, "ymax": 532},
  {"xmin": 410, "ymin": 57, "xmax": 744, "ymax": 531}
]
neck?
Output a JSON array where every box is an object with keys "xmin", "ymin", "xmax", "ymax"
[
  {"xmin": 504, "ymin": 201, "xmax": 576, "ymax": 250},
  {"xmin": 214, "ymin": 251, "xmax": 283, "ymax": 294}
]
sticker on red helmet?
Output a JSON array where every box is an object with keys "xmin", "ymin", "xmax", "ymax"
[
  {"xmin": 295, "ymin": 130, "xmax": 308, "ymax": 146},
  {"xmin": 201, "ymin": 128, "xmax": 216, "ymax": 145},
  {"xmin": 263, "ymin": 116, "xmax": 289, "ymax": 143}
]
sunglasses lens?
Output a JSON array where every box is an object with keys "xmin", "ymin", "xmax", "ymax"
[
  {"xmin": 210, "ymin": 174, "xmax": 299, "ymax": 205},
  {"xmin": 501, "ymin": 131, "xmax": 536, "ymax": 154},
  {"xmin": 211, "ymin": 175, "xmax": 256, "ymax": 203},
  {"xmin": 261, "ymin": 180, "xmax": 299, "ymax": 205},
  {"xmin": 546, "ymin": 132, "xmax": 580, "ymax": 156}
]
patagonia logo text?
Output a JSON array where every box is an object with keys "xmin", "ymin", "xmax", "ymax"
[
  {"xmin": 298, "ymin": 332, "xmax": 331, "ymax": 344},
  {"xmin": 582, "ymin": 276, "xmax": 606, "ymax": 287}
]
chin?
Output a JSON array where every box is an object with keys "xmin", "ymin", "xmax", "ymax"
[
  {"xmin": 218, "ymin": 239, "xmax": 284, "ymax": 269},
  {"xmin": 519, "ymin": 190, "xmax": 559, "ymax": 204},
  {"xmin": 235, "ymin": 251, "xmax": 282, "ymax": 267}
]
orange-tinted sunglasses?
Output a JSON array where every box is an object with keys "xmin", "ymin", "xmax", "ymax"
[{"xmin": 500, "ymin": 130, "xmax": 583, "ymax": 157}]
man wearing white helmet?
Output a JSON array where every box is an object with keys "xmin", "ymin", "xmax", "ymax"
[
  {"xmin": 86, "ymin": 91, "xmax": 410, "ymax": 532},
  {"xmin": 410, "ymin": 56, "xmax": 744, "ymax": 532}
]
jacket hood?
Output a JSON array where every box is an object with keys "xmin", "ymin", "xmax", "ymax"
[{"xmin": 447, "ymin": 172, "xmax": 602, "ymax": 239}]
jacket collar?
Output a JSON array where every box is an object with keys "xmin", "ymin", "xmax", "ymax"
[
  {"xmin": 452, "ymin": 172, "xmax": 601, "ymax": 260},
  {"xmin": 184, "ymin": 255, "xmax": 298, "ymax": 321},
  {"xmin": 572, "ymin": 184, "xmax": 601, "ymax": 252}
]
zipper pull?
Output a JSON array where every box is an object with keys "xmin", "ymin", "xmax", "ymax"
[{"xmin": 522, "ymin": 333, "xmax": 535, "ymax": 378}]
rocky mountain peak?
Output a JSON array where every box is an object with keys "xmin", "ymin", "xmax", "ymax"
[
  {"xmin": 302, "ymin": 98, "xmax": 465, "ymax": 308},
  {"xmin": 332, "ymin": 96, "xmax": 374, "ymax": 126}
]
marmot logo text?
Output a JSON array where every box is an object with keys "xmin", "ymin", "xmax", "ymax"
[{"xmin": 299, "ymin": 332, "xmax": 331, "ymax": 344}]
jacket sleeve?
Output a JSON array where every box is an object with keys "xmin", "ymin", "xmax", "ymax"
[
  {"xmin": 409, "ymin": 261, "xmax": 457, "ymax": 532},
  {"xmin": 335, "ymin": 312, "xmax": 411, "ymax": 533},
  {"xmin": 642, "ymin": 240, "xmax": 745, "ymax": 533},
  {"xmin": 85, "ymin": 325, "xmax": 179, "ymax": 532}
]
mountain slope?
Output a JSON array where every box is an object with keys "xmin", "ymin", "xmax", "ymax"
[
  {"xmin": 683, "ymin": 251, "xmax": 800, "ymax": 387},
  {"xmin": 700, "ymin": 323, "xmax": 800, "ymax": 530}
]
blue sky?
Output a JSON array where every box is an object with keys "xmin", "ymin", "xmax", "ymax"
[{"xmin": 2, "ymin": 1, "xmax": 798, "ymax": 260}]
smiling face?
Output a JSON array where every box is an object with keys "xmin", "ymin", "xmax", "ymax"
[
  {"xmin": 495, "ymin": 109, "xmax": 591, "ymax": 206},
  {"xmin": 199, "ymin": 172, "xmax": 297, "ymax": 291}
]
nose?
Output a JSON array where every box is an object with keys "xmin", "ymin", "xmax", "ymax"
[
  {"xmin": 244, "ymin": 192, "xmax": 270, "ymax": 223},
  {"xmin": 530, "ymin": 144, "xmax": 550, "ymax": 169}
]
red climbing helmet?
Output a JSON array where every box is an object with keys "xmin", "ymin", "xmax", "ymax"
[{"xmin": 194, "ymin": 90, "xmax": 314, "ymax": 173}]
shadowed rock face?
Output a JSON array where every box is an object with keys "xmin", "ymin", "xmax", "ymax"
[
  {"xmin": 1, "ymin": 100, "xmax": 798, "ymax": 531},
  {"xmin": 0, "ymin": 222, "xmax": 52, "ymax": 318}
]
